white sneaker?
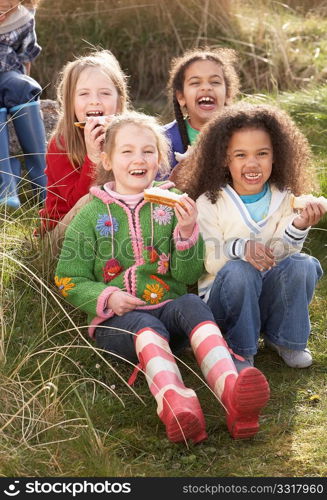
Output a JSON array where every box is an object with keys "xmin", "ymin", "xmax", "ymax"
[{"xmin": 265, "ymin": 338, "xmax": 312, "ymax": 368}]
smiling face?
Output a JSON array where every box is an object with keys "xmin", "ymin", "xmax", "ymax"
[
  {"xmin": 74, "ymin": 67, "xmax": 120, "ymax": 123},
  {"xmin": 176, "ymin": 59, "xmax": 227, "ymax": 131},
  {"xmin": 227, "ymin": 127, "xmax": 273, "ymax": 196},
  {"xmin": 101, "ymin": 123, "xmax": 160, "ymax": 195}
]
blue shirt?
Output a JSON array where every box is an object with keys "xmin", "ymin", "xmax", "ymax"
[{"xmin": 239, "ymin": 183, "xmax": 272, "ymax": 222}]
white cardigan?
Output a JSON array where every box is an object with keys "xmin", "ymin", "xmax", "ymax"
[{"xmin": 196, "ymin": 184, "xmax": 310, "ymax": 299}]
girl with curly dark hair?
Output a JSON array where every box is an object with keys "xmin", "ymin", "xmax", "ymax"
[
  {"xmin": 164, "ymin": 46, "xmax": 240, "ymax": 172},
  {"xmin": 191, "ymin": 103, "xmax": 325, "ymax": 371}
]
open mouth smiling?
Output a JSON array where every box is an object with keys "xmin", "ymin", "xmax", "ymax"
[
  {"xmin": 130, "ymin": 169, "xmax": 147, "ymax": 176},
  {"xmin": 243, "ymin": 172, "xmax": 262, "ymax": 180},
  {"xmin": 197, "ymin": 96, "xmax": 215, "ymax": 106},
  {"xmin": 86, "ymin": 111, "xmax": 103, "ymax": 117}
]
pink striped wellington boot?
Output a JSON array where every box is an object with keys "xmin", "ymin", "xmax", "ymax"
[
  {"xmin": 190, "ymin": 321, "xmax": 270, "ymax": 439},
  {"xmin": 134, "ymin": 328, "xmax": 207, "ymax": 444}
]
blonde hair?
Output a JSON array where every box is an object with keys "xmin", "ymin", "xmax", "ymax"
[
  {"xmin": 96, "ymin": 111, "xmax": 171, "ymax": 185},
  {"xmin": 52, "ymin": 50, "xmax": 129, "ymax": 167}
]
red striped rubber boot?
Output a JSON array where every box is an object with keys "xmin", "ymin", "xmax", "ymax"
[
  {"xmin": 135, "ymin": 328, "xmax": 207, "ymax": 444},
  {"xmin": 190, "ymin": 321, "xmax": 270, "ymax": 439}
]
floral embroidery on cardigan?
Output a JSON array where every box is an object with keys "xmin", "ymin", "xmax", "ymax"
[
  {"xmin": 103, "ymin": 258, "xmax": 123, "ymax": 283},
  {"xmin": 157, "ymin": 253, "xmax": 170, "ymax": 274},
  {"xmin": 150, "ymin": 275, "xmax": 170, "ymax": 291},
  {"xmin": 142, "ymin": 283, "xmax": 165, "ymax": 304},
  {"xmin": 55, "ymin": 276, "xmax": 75, "ymax": 297},
  {"xmin": 144, "ymin": 246, "xmax": 159, "ymax": 263},
  {"xmin": 96, "ymin": 214, "xmax": 119, "ymax": 236},
  {"xmin": 152, "ymin": 205, "xmax": 173, "ymax": 225}
]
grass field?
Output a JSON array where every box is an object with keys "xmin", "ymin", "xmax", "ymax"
[
  {"xmin": 0, "ymin": 0, "xmax": 326, "ymax": 479},
  {"xmin": 0, "ymin": 83, "xmax": 326, "ymax": 477}
]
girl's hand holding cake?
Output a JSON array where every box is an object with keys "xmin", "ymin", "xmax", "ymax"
[
  {"xmin": 174, "ymin": 196, "xmax": 198, "ymax": 239},
  {"xmin": 143, "ymin": 188, "xmax": 195, "ymax": 238},
  {"xmin": 84, "ymin": 116, "xmax": 112, "ymax": 164},
  {"xmin": 293, "ymin": 202, "xmax": 326, "ymax": 230},
  {"xmin": 291, "ymin": 194, "xmax": 327, "ymax": 230}
]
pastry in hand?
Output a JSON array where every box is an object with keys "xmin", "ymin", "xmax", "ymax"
[
  {"xmin": 74, "ymin": 115, "xmax": 112, "ymax": 128},
  {"xmin": 290, "ymin": 194, "xmax": 327, "ymax": 211},
  {"xmin": 144, "ymin": 187, "xmax": 188, "ymax": 208}
]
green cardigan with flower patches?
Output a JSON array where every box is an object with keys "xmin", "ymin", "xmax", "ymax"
[{"xmin": 55, "ymin": 181, "xmax": 204, "ymax": 337}]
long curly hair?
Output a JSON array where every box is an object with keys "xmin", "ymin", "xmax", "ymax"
[
  {"xmin": 173, "ymin": 102, "xmax": 316, "ymax": 202},
  {"xmin": 167, "ymin": 47, "xmax": 240, "ymax": 151}
]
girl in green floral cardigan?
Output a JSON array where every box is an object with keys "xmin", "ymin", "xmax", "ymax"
[{"xmin": 55, "ymin": 111, "xmax": 270, "ymax": 444}]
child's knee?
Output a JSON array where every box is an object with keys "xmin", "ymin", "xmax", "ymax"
[
  {"xmin": 176, "ymin": 293, "xmax": 212, "ymax": 314},
  {"xmin": 5, "ymin": 73, "xmax": 41, "ymax": 108},
  {"xmin": 219, "ymin": 260, "xmax": 259, "ymax": 290},
  {"xmin": 135, "ymin": 316, "xmax": 170, "ymax": 342},
  {"xmin": 286, "ymin": 254, "xmax": 323, "ymax": 284}
]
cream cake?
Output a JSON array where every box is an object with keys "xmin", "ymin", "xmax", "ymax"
[
  {"xmin": 290, "ymin": 194, "xmax": 327, "ymax": 211},
  {"xmin": 144, "ymin": 187, "xmax": 188, "ymax": 207}
]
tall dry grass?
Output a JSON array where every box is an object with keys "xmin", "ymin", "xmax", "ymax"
[
  {"xmin": 0, "ymin": 207, "xmax": 144, "ymax": 474},
  {"xmin": 1, "ymin": 1, "xmax": 326, "ymax": 476},
  {"xmin": 34, "ymin": 0, "xmax": 327, "ymax": 108},
  {"xmin": 0, "ymin": 182, "xmax": 326, "ymax": 476}
]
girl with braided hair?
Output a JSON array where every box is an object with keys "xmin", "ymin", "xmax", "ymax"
[{"xmin": 164, "ymin": 47, "xmax": 240, "ymax": 174}]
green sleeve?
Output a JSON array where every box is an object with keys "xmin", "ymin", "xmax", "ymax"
[
  {"xmin": 170, "ymin": 223, "xmax": 205, "ymax": 285},
  {"xmin": 55, "ymin": 206, "xmax": 110, "ymax": 317}
]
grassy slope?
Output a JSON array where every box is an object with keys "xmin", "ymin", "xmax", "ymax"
[
  {"xmin": 2, "ymin": 0, "xmax": 327, "ymax": 476},
  {"xmin": 1, "ymin": 84, "xmax": 326, "ymax": 477}
]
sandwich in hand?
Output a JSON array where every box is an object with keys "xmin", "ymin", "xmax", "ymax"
[
  {"xmin": 74, "ymin": 115, "xmax": 111, "ymax": 128},
  {"xmin": 290, "ymin": 194, "xmax": 327, "ymax": 211},
  {"xmin": 144, "ymin": 187, "xmax": 188, "ymax": 208}
]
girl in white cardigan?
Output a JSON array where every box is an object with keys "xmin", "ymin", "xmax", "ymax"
[{"xmin": 179, "ymin": 103, "xmax": 325, "ymax": 371}]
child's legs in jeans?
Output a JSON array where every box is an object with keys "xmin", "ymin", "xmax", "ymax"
[
  {"xmin": 207, "ymin": 261, "xmax": 262, "ymax": 357},
  {"xmin": 207, "ymin": 256, "xmax": 323, "ymax": 356},
  {"xmin": 0, "ymin": 71, "xmax": 41, "ymax": 108},
  {"xmin": 260, "ymin": 254, "xmax": 323, "ymax": 350},
  {"xmin": 95, "ymin": 306, "xmax": 208, "ymax": 443},
  {"xmin": 156, "ymin": 293, "xmax": 216, "ymax": 342},
  {"xmin": 94, "ymin": 310, "xmax": 171, "ymax": 363},
  {"xmin": 94, "ymin": 294, "xmax": 217, "ymax": 362}
]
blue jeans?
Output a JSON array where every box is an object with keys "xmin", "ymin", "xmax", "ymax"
[
  {"xmin": 207, "ymin": 254, "xmax": 323, "ymax": 357},
  {"xmin": 95, "ymin": 294, "xmax": 216, "ymax": 363},
  {"xmin": 0, "ymin": 71, "xmax": 41, "ymax": 108}
]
